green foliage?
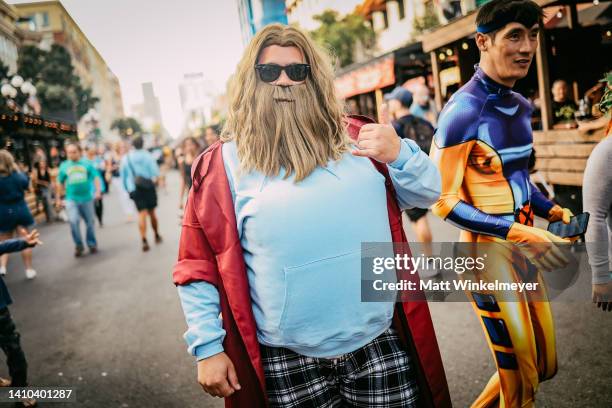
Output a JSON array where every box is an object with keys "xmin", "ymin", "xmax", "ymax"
[
  {"xmin": 17, "ymin": 44, "xmax": 99, "ymax": 118},
  {"xmin": 111, "ymin": 117, "xmax": 143, "ymax": 139},
  {"xmin": 0, "ymin": 61, "xmax": 9, "ymax": 111},
  {"xmin": 16, "ymin": 46, "xmax": 45, "ymax": 82},
  {"xmin": 597, "ymin": 71, "xmax": 612, "ymax": 115},
  {"xmin": 413, "ymin": 3, "xmax": 440, "ymax": 36},
  {"xmin": 35, "ymin": 82, "xmax": 74, "ymax": 111},
  {"xmin": 0, "ymin": 61, "xmax": 9, "ymax": 80},
  {"xmin": 0, "ymin": 60, "xmax": 29, "ymax": 110},
  {"xmin": 310, "ymin": 10, "xmax": 375, "ymax": 68},
  {"xmin": 74, "ymin": 83, "xmax": 99, "ymax": 118}
]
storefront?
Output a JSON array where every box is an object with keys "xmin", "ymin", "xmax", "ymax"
[
  {"xmin": 0, "ymin": 110, "xmax": 77, "ymax": 223},
  {"xmin": 335, "ymin": 42, "xmax": 431, "ymax": 121},
  {"xmin": 0, "ymin": 110, "xmax": 77, "ymax": 169},
  {"xmin": 335, "ymin": 52, "xmax": 395, "ymax": 120}
]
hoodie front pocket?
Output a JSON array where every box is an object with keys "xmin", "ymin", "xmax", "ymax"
[{"xmin": 278, "ymin": 249, "xmax": 391, "ymax": 347}]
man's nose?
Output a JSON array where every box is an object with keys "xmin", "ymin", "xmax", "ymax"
[
  {"xmin": 519, "ymin": 38, "xmax": 537, "ymax": 54},
  {"xmin": 274, "ymin": 70, "xmax": 293, "ymax": 86}
]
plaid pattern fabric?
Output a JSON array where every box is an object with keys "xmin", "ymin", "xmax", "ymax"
[{"xmin": 260, "ymin": 327, "xmax": 419, "ymax": 407}]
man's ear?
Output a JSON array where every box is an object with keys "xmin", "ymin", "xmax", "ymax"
[{"xmin": 475, "ymin": 33, "xmax": 489, "ymax": 52}]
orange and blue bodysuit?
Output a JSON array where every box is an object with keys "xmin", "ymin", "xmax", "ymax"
[{"xmin": 430, "ymin": 67, "xmax": 557, "ymax": 407}]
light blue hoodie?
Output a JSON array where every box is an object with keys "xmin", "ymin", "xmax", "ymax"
[{"xmin": 178, "ymin": 138, "xmax": 441, "ymax": 360}]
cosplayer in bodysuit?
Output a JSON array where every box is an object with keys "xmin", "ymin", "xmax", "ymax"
[{"xmin": 430, "ymin": 1, "xmax": 573, "ymax": 407}]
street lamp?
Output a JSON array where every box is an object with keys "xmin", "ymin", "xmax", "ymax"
[
  {"xmin": 1, "ymin": 83, "xmax": 17, "ymax": 99},
  {"xmin": 1, "ymin": 76, "xmax": 38, "ymax": 113},
  {"xmin": 21, "ymin": 81, "xmax": 37, "ymax": 96},
  {"xmin": 10, "ymin": 75, "xmax": 24, "ymax": 88}
]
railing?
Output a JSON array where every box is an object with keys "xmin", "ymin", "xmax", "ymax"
[{"xmin": 533, "ymin": 128, "xmax": 606, "ymax": 186}]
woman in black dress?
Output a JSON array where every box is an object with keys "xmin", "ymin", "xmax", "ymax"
[{"xmin": 178, "ymin": 137, "xmax": 202, "ymax": 211}]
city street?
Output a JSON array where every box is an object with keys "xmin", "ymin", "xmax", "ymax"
[{"xmin": 2, "ymin": 171, "xmax": 611, "ymax": 408}]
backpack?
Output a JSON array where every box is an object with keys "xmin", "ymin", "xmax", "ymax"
[{"xmin": 393, "ymin": 115, "xmax": 435, "ymax": 155}]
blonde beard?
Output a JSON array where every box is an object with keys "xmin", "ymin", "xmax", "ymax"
[{"xmin": 234, "ymin": 82, "xmax": 350, "ymax": 182}]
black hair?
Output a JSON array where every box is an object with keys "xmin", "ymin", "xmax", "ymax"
[
  {"xmin": 399, "ymin": 93, "xmax": 413, "ymax": 109},
  {"xmin": 207, "ymin": 124, "xmax": 220, "ymax": 135},
  {"xmin": 477, "ymin": 0, "xmax": 543, "ymax": 36},
  {"xmin": 132, "ymin": 136, "xmax": 144, "ymax": 150},
  {"xmin": 183, "ymin": 136, "xmax": 202, "ymax": 151}
]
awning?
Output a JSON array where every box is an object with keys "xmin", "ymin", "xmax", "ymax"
[
  {"xmin": 421, "ymin": 0, "xmax": 559, "ymax": 52},
  {"xmin": 548, "ymin": 3, "xmax": 612, "ymax": 28},
  {"xmin": 354, "ymin": 0, "xmax": 386, "ymax": 17}
]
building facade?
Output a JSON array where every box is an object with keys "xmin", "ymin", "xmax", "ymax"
[
  {"xmin": 286, "ymin": 0, "xmax": 363, "ymax": 31},
  {"xmin": 236, "ymin": 0, "xmax": 288, "ymax": 45},
  {"xmin": 179, "ymin": 72, "xmax": 215, "ymax": 137},
  {"xmin": 286, "ymin": 0, "xmax": 433, "ymax": 119},
  {"xmin": 286, "ymin": 0, "xmax": 431, "ymax": 56},
  {"xmin": 14, "ymin": 1, "xmax": 125, "ymax": 139},
  {"xmin": 0, "ymin": 1, "xmax": 20, "ymax": 74},
  {"xmin": 140, "ymin": 82, "xmax": 163, "ymax": 130}
]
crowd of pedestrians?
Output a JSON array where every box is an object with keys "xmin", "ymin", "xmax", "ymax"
[{"xmin": 0, "ymin": 129, "xmax": 224, "ymax": 406}]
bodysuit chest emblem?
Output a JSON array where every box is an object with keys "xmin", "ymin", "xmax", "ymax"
[{"xmin": 494, "ymin": 105, "xmax": 520, "ymax": 116}]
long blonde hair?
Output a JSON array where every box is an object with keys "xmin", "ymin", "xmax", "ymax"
[
  {"xmin": 221, "ymin": 24, "xmax": 351, "ymax": 182},
  {"xmin": 0, "ymin": 149, "xmax": 17, "ymax": 177}
]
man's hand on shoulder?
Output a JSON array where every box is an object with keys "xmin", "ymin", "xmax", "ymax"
[
  {"xmin": 197, "ymin": 352, "xmax": 241, "ymax": 398},
  {"xmin": 352, "ymin": 123, "xmax": 401, "ymax": 164}
]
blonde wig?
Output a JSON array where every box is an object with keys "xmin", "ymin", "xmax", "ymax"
[{"xmin": 221, "ymin": 24, "xmax": 351, "ymax": 182}]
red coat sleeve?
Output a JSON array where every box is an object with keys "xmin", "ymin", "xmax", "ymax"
[{"xmin": 172, "ymin": 186, "xmax": 220, "ymax": 287}]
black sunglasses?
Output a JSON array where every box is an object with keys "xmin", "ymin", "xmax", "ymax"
[{"xmin": 254, "ymin": 63, "xmax": 310, "ymax": 83}]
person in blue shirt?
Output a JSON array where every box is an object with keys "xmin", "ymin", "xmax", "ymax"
[
  {"xmin": 120, "ymin": 136, "xmax": 161, "ymax": 252},
  {"xmin": 410, "ymin": 84, "xmax": 439, "ymax": 127}
]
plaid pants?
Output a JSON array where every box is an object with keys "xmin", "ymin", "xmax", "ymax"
[{"xmin": 260, "ymin": 327, "xmax": 419, "ymax": 408}]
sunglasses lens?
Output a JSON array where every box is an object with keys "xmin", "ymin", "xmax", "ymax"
[
  {"xmin": 286, "ymin": 64, "xmax": 309, "ymax": 81},
  {"xmin": 257, "ymin": 65, "xmax": 281, "ymax": 82}
]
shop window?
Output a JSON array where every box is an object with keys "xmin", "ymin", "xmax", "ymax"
[{"xmin": 25, "ymin": 15, "xmax": 36, "ymax": 31}]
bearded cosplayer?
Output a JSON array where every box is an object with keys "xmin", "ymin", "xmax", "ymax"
[
  {"xmin": 430, "ymin": 1, "xmax": 574, "ymax": 407},
  {"xmin": 173, "ymin": 23, "xmax": 452, "ymax": 407}
]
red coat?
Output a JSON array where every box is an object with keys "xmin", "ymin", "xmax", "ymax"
[{"xmin": 173, "ymin": 116, "xmax": 451, "ymax": 407}]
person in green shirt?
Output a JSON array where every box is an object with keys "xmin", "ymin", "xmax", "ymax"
[{"xmin": 56, "ymin": 142, "xmax": 101, "ymax": 257}]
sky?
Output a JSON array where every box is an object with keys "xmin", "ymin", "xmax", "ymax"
[{"xmin": 9, "ymin": 0, "xmax": 246, "ymax": 138}]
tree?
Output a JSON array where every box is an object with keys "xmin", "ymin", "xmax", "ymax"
[
  {"xmin": 0, "ymin": 61, "xmax": 9, "ymax": 80},
  {"xmin": 597, "ymin": 71, "xmax": 612, "ymax": 115},
  {"xmin": 0, "ymin": 61, "xmax": 10, "ymax": 111},
  {"xmin": 17, "ymin": 44, "xmax": 99, "ymax": 119},
  {"xmin": 310, "ymin": 10, "xmax": 375, "ymax": 68},
  {"xmin": 74, "ymin": 83, "xmax": 99, "ymax": 118},
  {"xmin": 111, "ymin": 117, "xmax": 143, "ymax": 139}
]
